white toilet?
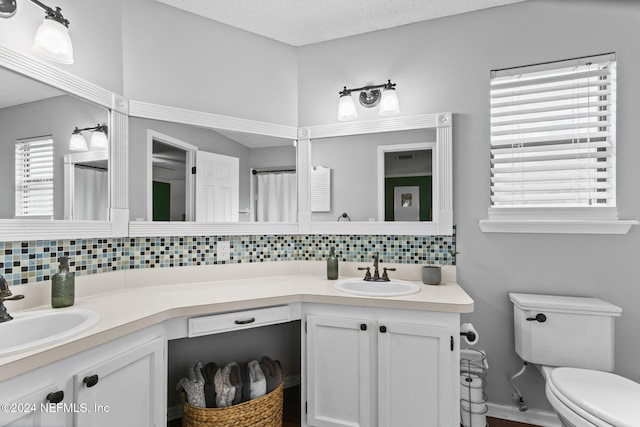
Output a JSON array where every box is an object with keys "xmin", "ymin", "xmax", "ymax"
[{"xmin": 510, "ymin": 293, "xmax": 640, "ymax": 427}]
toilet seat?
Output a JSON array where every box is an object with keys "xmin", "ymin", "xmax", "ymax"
[{"xmin": 546, "ymin": 367, "xmax": 640, "ymax": 427}]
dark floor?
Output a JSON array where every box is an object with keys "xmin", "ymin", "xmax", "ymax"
[{"xmin": 168, "ymin": 386, "xmax": 538, "ymax": 427}]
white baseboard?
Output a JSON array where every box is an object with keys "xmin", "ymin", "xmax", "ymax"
[
  {"xmin": 487, "ymin": 402, "xmax": 561, "ymax": 427},
  {"xmin": 168, "ymin": 374, "xmax": 301, "ymax": 421}
]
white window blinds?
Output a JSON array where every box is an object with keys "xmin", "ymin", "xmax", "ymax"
[
  {"xmin": 490, "ymin": 53, "xmax": 616, "ymax": 210},
  {"xmin": 15, "ymin": 137, "xmax": 54, "ymax": 218}
]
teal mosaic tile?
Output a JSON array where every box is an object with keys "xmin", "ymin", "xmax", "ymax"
[{"xmin": 0, "ymin": 227, "xmax": 456, "ymax": 285}]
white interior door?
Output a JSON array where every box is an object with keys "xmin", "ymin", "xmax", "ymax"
[{"xmin": 195, "ymin": 151, "xmax": 239, "ymax": 222}]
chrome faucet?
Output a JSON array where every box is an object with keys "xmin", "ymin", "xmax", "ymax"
[
  {"xmin": 358, "ymin": 252, "xmax": 395, "ymax": 282},
  {"xmin": 0, "ymin": 275, "xmax": 24, "ymax": 323}
]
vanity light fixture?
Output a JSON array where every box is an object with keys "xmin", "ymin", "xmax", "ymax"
[
  {"xmin": 338, "ymin": 80, "xmax": 399, "ymax": 121},
  {"xmin": 0, "ymin": 0, "xmax": 73, "ymax": 64},
  {"xmin": 69, "ymin": 124, "xmax": 108, "ymax": 151},
  {"xmin": 0, "ymin": 0, "xmax": 17, "ymax": 18},
  {"xmin": 31, "ymin": 0, "xmax": 73, "ymax": 64}
]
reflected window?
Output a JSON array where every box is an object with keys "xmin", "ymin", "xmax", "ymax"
[{"xmin": 15, "ymin": 137, "xmax": 54, "ymax": 218}]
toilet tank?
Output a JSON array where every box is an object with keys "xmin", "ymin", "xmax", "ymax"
[{"xmin": 510, "ymin": 293, "xmax": 622, "ymax": 371}]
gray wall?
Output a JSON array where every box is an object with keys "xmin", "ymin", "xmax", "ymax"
[
  {"xmin": 298, "ymin": 0, "xmax": 640, "ymax": 411},
  {"xmin": 121, "ymin": 0, "xmax": 298, "ymax": 126},
  {"xmin": 0, "ymin": 95, "xmax": 108, "ymax": 219},
  {"xmin": 249, "ymin": 145, "xmax": 296, "ymax": 170}
]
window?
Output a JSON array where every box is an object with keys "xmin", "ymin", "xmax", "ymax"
[
  {"xmin": 481, "ymin": 53, "xmax": 636, "ymax": 233},
  {"xmin": 15, "ymin": 137, "xmax": 54, "ymax": 218}
]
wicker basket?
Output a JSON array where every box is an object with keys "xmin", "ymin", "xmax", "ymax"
[{"xmin": 182, "ymin": 381, "xmax": 283, "ymax": 427}]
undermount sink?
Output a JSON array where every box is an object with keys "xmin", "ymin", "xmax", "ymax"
[
  {"xmin": 335, "ymin": 278, "xmax": 421, "ymax": 297},
  {"xmin": 0, "ymin": 308, "xmax": 101, "ymax": 357}
]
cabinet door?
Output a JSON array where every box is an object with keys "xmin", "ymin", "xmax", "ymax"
[
  {"xmin": 377, "ymin": 322, "xmax": 453, "ymax": 427},
  {"xmin": 74, "ymin": 337, "xmax": 164, "ymax": 427},
  {"xmin": 0, "ymin": 384, "xmax": 67, "ymax": 427},
  {"xmin": 306, "ymin": 315, "xmax": 371, "ymax": 427}
]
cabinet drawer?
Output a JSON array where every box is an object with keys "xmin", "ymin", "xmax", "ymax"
[{"xmin": 188, "ymin": 305, "xmax": 292, "ymax": 337}]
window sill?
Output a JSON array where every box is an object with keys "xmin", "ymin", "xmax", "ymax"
[{"xmin": 479, "ymin": 219, "xmax": 638, "ymax": 235}]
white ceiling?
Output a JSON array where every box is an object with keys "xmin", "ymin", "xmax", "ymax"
[{"xmin": 156, "ymin": 0, "xmax": 526, "ymax": 46}]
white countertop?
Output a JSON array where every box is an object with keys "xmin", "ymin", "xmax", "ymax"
[{"xmin": 0, "ymin": 262, "xmax": 473, "ymax": 382}]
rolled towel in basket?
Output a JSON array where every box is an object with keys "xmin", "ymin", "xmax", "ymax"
[
  {"xmin": 214, "ymin": 363, "xmax": 236, "ymax": 408},
  {"xmin": 203, "ymin": 362, "xmax": 218, "ymax": 408},
  {"xmin": 260, "ymin": 356, "xmax": 283, "ymax": 393},
  {"xmin": 229, "ymin": 362, "xmax": 243, "ymax": 405},
  {"xmin": 176, "ymin": 361, "xmax": 206, "ymax": 408},
  {"xmin": 248, "ymin": 360, "xmax": 267, "ymax": 399}
]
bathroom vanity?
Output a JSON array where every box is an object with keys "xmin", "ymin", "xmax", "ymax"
[{"xmin": 0, "ymin": 267, "xmax": 473, "ymax": 427}]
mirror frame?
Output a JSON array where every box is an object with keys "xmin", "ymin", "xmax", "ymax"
[
  {"xmin": 0, "ymin": 45, "xmax": 129, "ymax": 241},
  {"xmin": 127, "ymin": 100, "xmax": 299, "ymax": 237},
  {"xmin": 298, "ymin": 112, "xmax": 453, "ymax": 236}
]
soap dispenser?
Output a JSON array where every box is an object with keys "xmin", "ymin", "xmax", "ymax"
[
  {"xmin": 327, "ymin": 247, "xmax": 338, "ymax": 280},
  {"xmin": 51, "ymin": 256, "xmax": 74, "ymax": 308}
]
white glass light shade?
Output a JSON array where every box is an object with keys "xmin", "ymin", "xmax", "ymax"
[
  {"xmin": 338, "ymin": 94, "xmax": 358, "ymax": 121},
  {"xmin": 90, "ymin": 130, "xmax": 108, "ymax": 149},
  {"xmin": 32, "ymin": 18, "xmax": 74, "ymax": 65},
  {"xmin": 379, "ymin": 88, "xmax": 400, "ymax": 116},
  {"xmin": 69, "ymin": 133, "xmax": 88, "ymax": 151}
]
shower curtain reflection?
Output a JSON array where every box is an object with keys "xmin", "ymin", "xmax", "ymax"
[
  {"xmin": 256, "ymin": 172, "xmax": 296, "ymax": 222},
  {"xmin": 74, "ymin": 165, "xmax": 108, "ymax": 220}
]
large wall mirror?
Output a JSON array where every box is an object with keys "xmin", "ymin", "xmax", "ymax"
[
  {"xmin": 127, "ymin": 101, "xmax": 299, "ymax": 237},
  {"xmin": 0, "ymin": 45, "xmax": 128, "ymax": 240},
  {"xmin": 310, "ymin": 129, "xmax": 435, "ymax": 222},
  {"xmin": 299, "ymin": 112, "xmax": 453, "ymax": 236},
  {"xmin": 0, "ymin": 66, "xmax": 110, "ymax": 221}
]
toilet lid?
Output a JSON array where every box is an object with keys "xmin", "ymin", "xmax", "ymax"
[{"xmin": 549, "ymin": 367, "xmax": 640, "ymax": 427}]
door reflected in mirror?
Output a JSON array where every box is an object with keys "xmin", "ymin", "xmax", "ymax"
[
  {"xmin": 382, "ymin": 146, "xmax": 433, "ymax": 221},
  {"xmin": 310, "ymin": 129, "xmax": 435, "ymax": 222},
  {"xmin": 0, "ymin": 67, "xmax": 110, "ymax": 220},
  {"xmin": 130, "ymin": 117, "xmax": 297, "ymax": 223},
  {"xmin": 152, "ymin": 140, "xmax": 187, "ymax": 221}
]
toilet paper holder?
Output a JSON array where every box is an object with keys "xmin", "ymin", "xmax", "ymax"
[{"xmin": 460, "ymin": 330, "xmax": 476, "ymax": 342}]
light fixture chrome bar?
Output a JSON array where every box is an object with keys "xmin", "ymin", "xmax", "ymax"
[
  {"xmin": 29, "ymin": 0, "xmax": 68, "ymax": 27},
  {"xmin": 69, "ymin": 124, "xmax": 108, "ymax": 151},
  {"xmin": 72, "ymin": 124, "xmax": 108, "ymax": 135},
  {"xmin": 339, "ymin": 80, "xmax": 396, "ymax": 96}
]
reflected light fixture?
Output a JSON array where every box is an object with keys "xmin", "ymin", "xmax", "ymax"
[
  {"xmin": 69, "ymin": 124, "xmax": 108, "ymax": 151},
  {"xmin": 0, "ymin": 0, "xmax": 73, "ymax": 64},
  {"xmin": 338, "ymin": 80, "xmax": 399, "ymax": 121}
]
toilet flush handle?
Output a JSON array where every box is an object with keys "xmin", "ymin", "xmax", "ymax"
[{"xmin": 526, "ymin": 313, "xmax": 547, "ymax": 323}]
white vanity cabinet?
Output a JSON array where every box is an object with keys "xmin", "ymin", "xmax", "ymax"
[
  {"xmin": 303, "ymin": 303, "xmax": 459, "ymax": 427},
  {"xmin": 0, "ymin": 379, "xmax": 68, "ymax": 427},
  {"xmin": 0, "ymin": 326, "xmax": 165, "ymax": 427},
  {"xmin": 73, "ymin": 336, "xmax": 164, "ymax": 427}
]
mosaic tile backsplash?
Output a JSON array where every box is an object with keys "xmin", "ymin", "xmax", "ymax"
[{"xmin": 0, "ymin": 229, "xmax": 456, "ymax": 285}]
